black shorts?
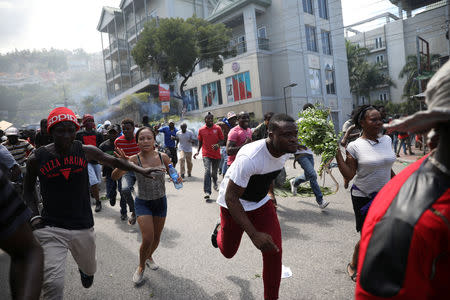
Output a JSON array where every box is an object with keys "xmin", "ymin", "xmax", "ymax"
[{"xmin": 351, "ymin": 194, "xmax": 372, "ymax": 232}]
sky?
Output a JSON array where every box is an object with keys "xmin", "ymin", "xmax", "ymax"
[{"xmin": 0, "ymin": 0, "xmax": 401, "ymax": 54}]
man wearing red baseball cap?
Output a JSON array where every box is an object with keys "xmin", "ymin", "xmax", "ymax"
[{"xmin": 23, "ymin": 107, "xmax": 164, "ymax": 299}]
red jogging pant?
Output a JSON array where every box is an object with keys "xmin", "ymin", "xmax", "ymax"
[{"xmin": 217, "ymin": 200, "xmax": 282, "ymax": 300}]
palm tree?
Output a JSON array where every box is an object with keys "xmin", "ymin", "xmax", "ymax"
[
  {"xmin": 398, "ymin": 54, "xmax": 441, "ymax": 99},
  {"xmin": 346, "ymin": 40, "xmax": 394, "ymax": 104}
]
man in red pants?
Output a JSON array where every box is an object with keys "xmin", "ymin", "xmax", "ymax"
[
  {"xmin": 355, "ymin": 60, "xmax": 450, "ymax": 299},
  {"xmin": 211, "ymin": 114, "xmax": 298, "ymax": 300}
]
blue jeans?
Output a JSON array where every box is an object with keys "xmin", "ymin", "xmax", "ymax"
[
  {"xmin": 392, "ymin": 134, "xmax": 398, "ymax": 153},
  {"xmin": 220, "ymin": 147, "xmax": 228, "ymax": 175},
  {"xmin": 120, "ymin": 171, "xmax": 136, "ymax": 214},
  {"xmin": 203, "ymin": 157, "xmax": 220, "ymax": 194},
  {"xmin": 293, "ymin": 154, "xmax": 323, "ymax": 204}
]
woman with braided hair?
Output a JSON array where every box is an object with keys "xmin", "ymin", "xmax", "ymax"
[{"xmin": 335, "ymin": 105, "xmax": 396, "ymax": 282}]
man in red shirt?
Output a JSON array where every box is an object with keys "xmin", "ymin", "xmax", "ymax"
[
  {"xmin": 114, "ymin": 119, "xmax": 140, "ymax": 224},
  {"xmin": 226, "ymin": 111, "xmax": 252, "ymax": 166},
  {"xmin": 194, "ymin": 112, "xmax": 224, "ymax": 200},
  {"xmin": 355, "ymin": 60, "xmax": 450, "ymax": 299}
]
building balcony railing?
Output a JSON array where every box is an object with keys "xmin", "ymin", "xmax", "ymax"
[
  {"xmin": 113, "ymin": 64, "xmax": 130, "ymax": 75},
  {"xmin": 126, "ymin": 16, "xmax": 158, "ymax": 39},
  {"xmin": 103, "ymin": 39, "xmax": 128, "ymax": 57},
  {"xmin": 111, "ymin": 39, "xmax": 128, "ymax": 51},
  {"xmin": 258, "ymin": 38, "xmax": 269, "ymax": 51},
  {"xmin": 365, "ymin": 42, "xmax": 386, "ymax": 52},
  {"xmin": 106, "ymin": 64, "xmax": 130, "ymax": 81}
]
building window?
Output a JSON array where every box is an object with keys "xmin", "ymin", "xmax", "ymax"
[
  {"xmin": 375, "ymin": 37, "xmax": 383, "ymax": 48},
  {"xmin": 184, "ymin": 88, "xmax": 199, "ymax": 111},
  {"xmin": 302, "ymin": 0, "xmax": 313, "ymax": 14},
  {"xmin": 379, "ymin": 93, "xmax": 387, "ymax": 101},
  {"xmin": 305, "ymin": 25, "xmax": 317, "ymax": 52},
  {"xmin": 321, "ymin": 30, "xmax": 332, "ymax": 55},
  {"xmin": 202, "ymin": 80, "xmax": 222, "ymax": 108},
  {"xmin": 237, "ymin": 35, "xmax": 246, "ymax": 55},
  {"xmin": 361, "ymin": 96, "xmax": 366, "ymax": 104},
  {"xmin": 258, "ymin": 27, "xmax": 269, "ymax": 50},
  {"xmin": 309, "ymin": 68, "xmax": 321, "ymax": 95},
  {"xmin": 376, "ymin": 54, "xmax": 384, "ymax": 64},
  {"xmin": 325, "ymin": 69, "xmax": 336, "ymax": 94},
  {"xmin": 226, "ymin": 71, "xmax": 252, "ymax": 102},
  {"xmin": 318, "ymin": 0, "xmax": 329, "ymax": 19}
]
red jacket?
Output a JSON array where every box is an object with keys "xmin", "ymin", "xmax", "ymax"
[{"xmin": 356, "ymin": 155, "xmax": 450, "ymax": 299}]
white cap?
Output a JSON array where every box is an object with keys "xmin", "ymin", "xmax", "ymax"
[{"xmin": 5, "ymin": 127, "xmax": 19, "ymax": 136}]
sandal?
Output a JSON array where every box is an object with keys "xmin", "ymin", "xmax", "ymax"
[
  {"xmin": 347, "ymin": 263, "xmax": 357, "ymax": 282},
  {"xmin": 128, "ymin": 213, "xmax": 136, "ymax": 225}
]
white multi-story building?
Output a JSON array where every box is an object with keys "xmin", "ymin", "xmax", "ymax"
[
  {"xmin": 346, "ymin": 0, "xmax": 449, "ymax": 106},
  {"xmin": 182, "ymin": 0, "xmax": 352, "ymax": 129},
  {"xmin": 98, "ymin": 0, "xmax": 353, "ymax": 129},
  {"xmin": 97, "ymin": 0, "xmax": 213, "ymax": 104}
]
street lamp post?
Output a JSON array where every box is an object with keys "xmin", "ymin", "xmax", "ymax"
[{"xmin": 283, "ymin": 83, "xmax": 298, "ymax": 115}]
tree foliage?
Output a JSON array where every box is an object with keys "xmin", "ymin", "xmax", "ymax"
[
  {"xmin": 131, "ymin": 16, "xmax": 234, "ymax": 96},
  {"xmin": 346, "ymin": 40, "xmax": 393, "ymax": 103},
  {"xmin": 398, "ymin": 54, "xmax": 441, "ymax": 99}
]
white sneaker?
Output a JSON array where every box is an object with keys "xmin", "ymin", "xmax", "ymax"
[
  {"xmin": 146, "ymin": 259, "xmax": 159, "ymax": 270},
  {"xmin": 289, "ymin": 179, "xmax": 297, "ymax": 195},
  {"xmin": 132, "ymin": 267, "xmax": 144, "ymax": 285},
  {"xmin": 319, "ymin": 200, "xmax": 330, "ymax": 210}
]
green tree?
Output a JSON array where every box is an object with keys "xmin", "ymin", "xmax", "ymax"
[
  {"xmin": 398, "ymin": 54, "xmax": 440, "ymax": 99},
  {"xmin": 132, "ymin": 16, "xmax": 234, "ymax": 97},
  {"xmin": 346, "ymin": 40, "xmax": 393, "ymax": 104}
]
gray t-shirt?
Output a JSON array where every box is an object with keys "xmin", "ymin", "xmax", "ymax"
[
  {"xmin": 176, "ymin": 129, "xmax": 195, "ymax": 152},
  {"xmin": 347, "ymin": 135, "xmax": 396, "ymax": 197}
]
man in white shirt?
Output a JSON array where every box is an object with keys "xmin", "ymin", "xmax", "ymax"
[
  {"xmin": 211, "ymin": 114, "xmax": 298, "ymax": 300},
  {"xmin": 175, "ymin": 123, "xmax": 195, "ymax": 178}
]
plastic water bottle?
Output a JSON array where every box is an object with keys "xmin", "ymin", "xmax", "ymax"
[{"xmin": 168, "ymin": 164, "xmax": 183, "ymax": 189}]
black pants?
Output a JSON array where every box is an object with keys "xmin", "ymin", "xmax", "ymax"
[{"xmin": 168, "ymin": 147, "xmax": 178, "ymax": 167}]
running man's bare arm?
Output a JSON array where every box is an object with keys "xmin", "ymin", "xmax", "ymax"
[
  {"xmin": 225, "ymin": 180, "xmax": 279, "ymax": 252},
  {"xmin": 226, "ymin": 138, "xmax": 250, "ymax": 156},
  {"xmin": 83, "ymin": 145, "xmax": 164, "ymax": 177},
  {"xmin": 0, "ymin": 222, "xmax": 43, "ymax": 300},
  {"xmin": 194, "ymin": 140, "xmax": 203, "ymax": 159},
  {"xmin": 23, "ymin": 154, "xmax": 40, "ymax": 218}
]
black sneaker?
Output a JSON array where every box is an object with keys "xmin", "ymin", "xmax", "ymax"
[
  {"xmin": 211, "ymin": 222, "xmax": 220, "ymax": 248},
  {"xmin": 95, "ymin": 202, "xmax": 102, "ymax": 212},
  {"xmin": 181, "ymin": 174, "xmax": 185, "ymax": 179},
  {"xmin": 79, "ymin": 269, "xmax": 94, "ymax": 288},
  {"xmin": 120, "ymin": 214, "xmax": 127, "ymax": 221},
  {"xmin": 109, "ymin": 197, "xmax": 116, "ymax": 206}
]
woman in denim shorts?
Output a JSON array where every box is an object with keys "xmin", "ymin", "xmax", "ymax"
[{"xmin": 112, "ymin": 127, "xmax": 182, "ymax": 285}]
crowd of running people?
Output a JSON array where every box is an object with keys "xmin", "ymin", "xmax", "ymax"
[{"xmin": 1, "ymin": 61, "xmax": 449, "ymax": 300}]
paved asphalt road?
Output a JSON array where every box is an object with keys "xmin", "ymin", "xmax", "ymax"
[{"xmin": 0, "ymin": 155, "xmax": 409, "ymax": 300}]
